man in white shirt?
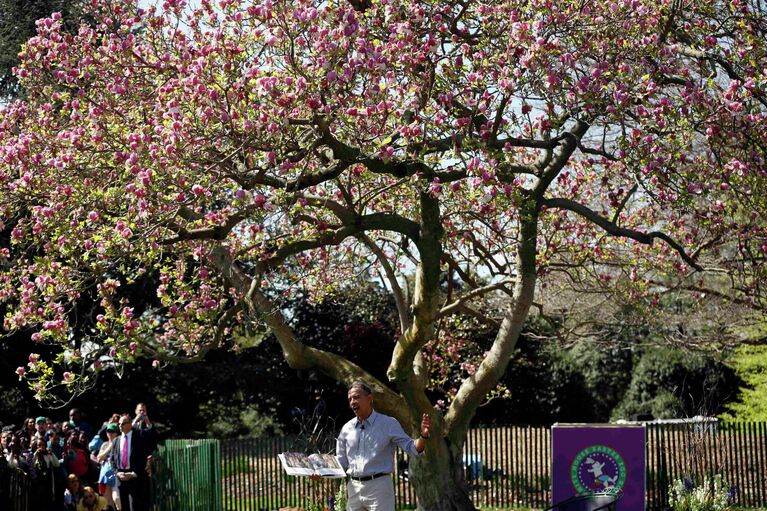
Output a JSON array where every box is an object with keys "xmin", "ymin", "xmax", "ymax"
[{"xmin": 337, "ymin": 381, "xmax": 430, "ymax": 511}]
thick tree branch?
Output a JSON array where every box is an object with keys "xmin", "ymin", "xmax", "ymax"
[
  {"xmin": 257, "ymin": 225, "xmax": 359, "ymax": 270},
  {"xmin": 206, "ymin": 245, "xmax": 411, "ymax": 423},
  {"xmin": 445, "ymin": 199, "xmax": 539, "ymax": 444},
  {"xmin": 388, "ymin": 192, "xmax": 443, "ymax": 409},
  {"xmin": 256, "ymin": 211, "xmax": 422, "ymax": 270},
  {"xmin": 162, "ymin": 208, "xmax": 252, "ymax": 244},
  {"xmin": 543, "ymin": 197, "xmax": 703, "ymax": 271},
  {"xmin": 534, "ymin": 120, "xmax": 591, "ymax": 196},
  {"xmin": 244, "ymin": 159, "xmax": 353, "ymax": 192},
  {"xmin": 489, "ymin": 133, "xmax": 575, "ymax": 151}
]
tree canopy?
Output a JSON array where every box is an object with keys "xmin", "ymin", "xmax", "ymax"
[
  {"xmin": 1, "ymin": 0, "xmax": 766, "ymax": 507},
  {"xmin": 0, "ymin": 0, "xmax": 84, "ymax": 99}
]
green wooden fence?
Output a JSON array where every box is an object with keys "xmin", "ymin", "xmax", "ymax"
[
  {"xmin": 151, "ymin": 421, "xmax": 767, "ymax": 510},
  {"xmin": 152, "ymin": 438, "xmax": 222, "ymax": 511}
]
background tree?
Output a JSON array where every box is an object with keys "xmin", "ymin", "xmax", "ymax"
[
  {"xmin": 721, "ymin": 344, "xmax": 767, "ymax": 421},
  {"xmin": 1, "ymin": 0, "xmax": 766, "ymax": 509}
]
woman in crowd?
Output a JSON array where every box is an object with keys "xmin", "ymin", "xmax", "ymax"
[
  {"xmin": 16, "ymin": 418, "xmax": 35, "ymax": 448},
  {"xmin": 64, "ymin": 432, "xmax": 91, "ymax": 485},
  {"xmin": 0, "ymin": 429, "xmax": 11, "ymax": 453},
  {"xmin": 32, "ymin": 436, "xmax": 60, "ymax": 511},
  {"xmin": 95, "ymin": 422, "xmax": 121, "ymax": 511},
  {"xmin": 4, "ymin": 434, "xmax": 33, "ymax": 475}
]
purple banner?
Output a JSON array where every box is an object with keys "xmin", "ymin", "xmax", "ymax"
[{"xmin": 551, "ymin": 424, "xmax": 645, "ymax": 511}]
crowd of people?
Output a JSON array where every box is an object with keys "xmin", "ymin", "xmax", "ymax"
[{"xmin": 1, "ymin": 403, "xmax": 157, "ymax": 511}]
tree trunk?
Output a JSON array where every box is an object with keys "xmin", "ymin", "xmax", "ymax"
[{"xmin": 409, "ymin": 437, "xmax": 476, "ymax": 511}]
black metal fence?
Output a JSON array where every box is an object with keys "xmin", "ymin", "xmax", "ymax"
[
  {"xmin": 0, "ymin": 465, "xmax": 32, "ymax": 511},
  {"xmin": 219, "ymin": 421, "xmax": 767, "ymax": 510},
  {"xmin": 4, "ymin": 421, "xmax": 766, "ymax": 510},
  {"xmin": 646, "ymin": 421, "xmax": 767, "ymax": 508}
]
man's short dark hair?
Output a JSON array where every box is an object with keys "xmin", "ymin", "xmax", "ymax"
[{"xmin": 348, "ymin": 380, "xmax": 372, "ymax": 395}]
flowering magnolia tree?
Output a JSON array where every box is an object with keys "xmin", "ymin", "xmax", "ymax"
[{"xmin": 2, "ymin": 0, "xmax": 767, "ymax": 507}]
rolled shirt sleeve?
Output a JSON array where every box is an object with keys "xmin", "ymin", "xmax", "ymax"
[{"xmin": 388, "ymin": 416, "xmax": 422, "ymax": 457}]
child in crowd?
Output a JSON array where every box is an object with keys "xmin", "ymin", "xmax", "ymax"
[
  {"xmin": 77, "ymin": 486, "xmax": 110, "ymax": 511},
  {"xmin": 64, "ymin": 473, "xmax": 83, "ymax": 511}
]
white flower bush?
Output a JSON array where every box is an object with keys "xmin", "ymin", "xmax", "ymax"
[{"xmin": 669, "ymin": 474, "xmax": 734, "ymax": 511}]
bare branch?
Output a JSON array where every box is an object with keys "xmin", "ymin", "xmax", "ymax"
[
  {"xmin": 357, "ymin": 233, "xmax": 411, "ymax": 333},
  {"xmin": 437, "ymin": 279, "xmax": 514, "ymax": 319},
  {"xmin": 611, "ymin": 184, "xmax": 638, "ymax": 224},
  {"xmin": 457, "ymin": 304, "xmax": 502, "ymax": 329}
]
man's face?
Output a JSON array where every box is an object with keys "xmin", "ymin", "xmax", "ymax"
[
  {"xmin": 35, "ymin": 421, "xmax": 46, "ymax": 433},
  {"xmin": 119, "ymin": 416, "xmax": 132, "ymax": 434},
  {"xmin": 135, "ymin": 404, "xmax": 146, "ymax": 416},
  {"xmin": 69, "ymin": 409, "xmax": 80, "ymax": 423},
  {"xmin": 348, "ymin": 388, "xmax": 373, "ymax": 420}
]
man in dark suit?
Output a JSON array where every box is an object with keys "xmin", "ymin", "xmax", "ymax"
[{"xmin": 110, "ymin": 413, "xmax": 157, "ymax": 511}]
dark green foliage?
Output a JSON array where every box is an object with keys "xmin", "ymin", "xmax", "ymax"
[
  {"xmin": 467, "ymin": 315, "xmax": 631, "ymax": 425},
  {"xmin": 567, "ymin": 343, "xmax": 634, "ymax": 420},
  {"xmin": 611, "ymin": 348, "xmax": 740, "ymax": 420},
  {"xmin": 477, "ymin": 329, "xmax": 738, "ymax": 425},
  {"xmin": 477, "ymin": 334, "xmax": 592, "ymax": 425}
]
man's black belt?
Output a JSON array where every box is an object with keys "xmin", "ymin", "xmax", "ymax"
[{"xmin": 349, "ymin": 473, "xmax": 390, "ymax": 481}]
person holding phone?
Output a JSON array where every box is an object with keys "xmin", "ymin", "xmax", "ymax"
[{"xmin": 33, "ymin": 437, "xmax": 60, "ymax": 510}]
